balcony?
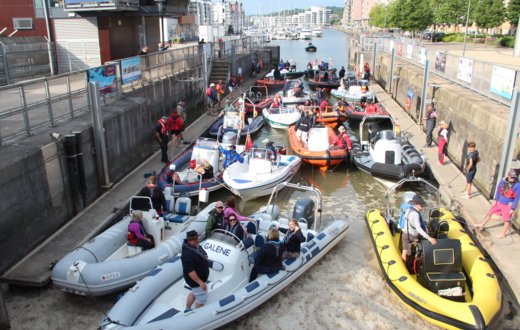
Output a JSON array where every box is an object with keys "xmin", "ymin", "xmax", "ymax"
[
  {"xmin": 64, "ymin": 0, "xmax": 140, "ymax": 12},
  {"xmin": 62, "ymin": 0, "xmax": 190, "ymax": 16}
]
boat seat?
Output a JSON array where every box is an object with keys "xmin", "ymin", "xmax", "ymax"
[
  {"xmin": 127, "ymin": 243, "xmax": 143, "ymax": 256},
  {"xmin": 163, "ymin": 195, "xmax": 175, "ymax": 213},
  {"xmin": 164, "ymin": 197, "xmax": 191, "ymax": 223},
  {"xmin": 255, "ymin": 234, "xmax": 266, "ymax": 249},
  {"xmin": 243, "ymin": 237, "xmax": 254, "ymax": 249},
  {"xmin": 246, "ymin": 222, "xmax": 257, "ymax": 235},
  {"xmin": 307, "ymin": 232, "xmax": 315, "ymax": 241}
]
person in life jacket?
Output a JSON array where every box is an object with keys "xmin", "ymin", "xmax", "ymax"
[
  {"xmin": 295, "ymin": 110, "xmax": 312, "ymax": 148},
  {"xmin": 217, "ymin": 144, "xmax": 244, "ymax": 168},
  {"xmin": 216, "ymin": 80, "xmax": 225, "ymax": 105},
  {"xmin": 476, "ymin": 169, "xmax": 520, "ymax": 238},
  {"xmin": 330, "ymin": 126, "xmax": 352, "ymax": 151},
  {"xmin": 401, "ymin": 195, "xmax": 437, "ymax": 263},
  {"xmin": 272, "ymin": 93, "xmax": 282, "ymax": 108},
  {"xmin": 167, "ymin": 109, "xmax": 187, "ymax": 147},
  {"xmin": 139, "ymin": 175, "xmax": 166, "ymax": 216},
  {"xmin": 206, "ymin": 83, "xmax": 217, "ymax": 114},
  {"xmin": 155, "ymin": 116, "xmax": 169, "ymax": 163},
  {"xmin": 127, "ymin": 210, "xmax": 154, "ymax": 250},
  {"xmin": 249, "ymin": 227, "xmax": 286, "ymax": 282},
  {"xmin": 262, "ymin": 138, "xmax": 277, "ymax": 160}
]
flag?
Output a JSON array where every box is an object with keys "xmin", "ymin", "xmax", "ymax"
[{"xmin": 245, "ymin": 131, "xmax": 253, "ymax": 151}]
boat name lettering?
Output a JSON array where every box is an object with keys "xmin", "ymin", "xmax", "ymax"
[
  {"xmin": 408, "ymin": 291, "xmax": 426, "ymax": 304},
  {"xmin": 204, "ymin": 242, "xmax": 231, "ymax": 256},
  {"xmin": 100, "ymin": 272, "xmax": 121, "ymax": 281}
]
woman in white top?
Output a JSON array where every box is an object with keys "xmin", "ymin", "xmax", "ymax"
[{"xmin": 437, "ymin": 121, "xmax": 449, "ymax": 165}]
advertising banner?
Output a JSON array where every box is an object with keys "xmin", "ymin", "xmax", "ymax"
[
  {"xmin": 456, "ymin": 58, "xmax": 473, "ymax": 84},
  {"xmin": 419, "ymin": 47, "xmax": 427, "ymax": 65},
  {"xmin": 489, "ymin": 65, "xmax": 516, "ymax": 100},
  {"xmin": 406, "ymin": 44, "xmax": 413, "ymax": 60},
  {"xmin": 434, "ymin": 52, "xmax": 446, "ymax": 72},
  {"xmin": 88, "ymin": 64, "xmax": 117, "ymax": 96},
  {"xmin": 120, "ymin": 57, "xmax": 141, "ymax": 85}
]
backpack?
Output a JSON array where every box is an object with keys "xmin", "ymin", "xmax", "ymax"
[{"xmin": 206, "ymin": 87, "xmax": 212, "ymax": 96}]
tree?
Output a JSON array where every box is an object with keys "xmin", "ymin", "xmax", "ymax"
[
  {"xmin": 507, "ymin": 0, "xmax": 520, "ymax": 29},
  {"xmin": 473, "ymin": 0, "xmax": 504, "ymax": 31},
  {"xmin": 390, "ymin": 0, "xmax": 433, "ymax": 34},
  {"xmin": 431, "ymin": 0, "xmax": 468, "ymax": 27},
  {"xmin": 369, "ymin": 4, "xmax": 389, "ymax": 29},
  {"xmin": 227, "ymin": 25, "xmax": 234, "ymax": 35}
]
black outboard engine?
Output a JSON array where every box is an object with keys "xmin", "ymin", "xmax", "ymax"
[{"xmin": 292, "ymin": 197, "xmax": 315, "ymax": 228}]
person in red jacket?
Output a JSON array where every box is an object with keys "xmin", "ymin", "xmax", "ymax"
[
  {"xmin": 329, "ymin": 126, "xmax": 352, "ymax": 151},
  {"xmin": 167, "ymin": 109, "xmax": 188, "ymax": 147}
]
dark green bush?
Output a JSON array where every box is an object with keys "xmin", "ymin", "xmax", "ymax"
[{"xmin": 499, "ymin": 36, "xmax": 515, "ymax": 48}]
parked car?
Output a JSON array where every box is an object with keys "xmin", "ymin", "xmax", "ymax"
[{"xmin": 422, "ymin": 31, "xmax": 445, "ymax": 42}]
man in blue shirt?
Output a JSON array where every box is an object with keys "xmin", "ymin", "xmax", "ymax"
[
  {"xmin": 218, "ymin": 144, "xmax": 244, "ymax": 168},
  {"xmin": 476, "ymin": 169, "xmax": 520, "ymax": 238}
]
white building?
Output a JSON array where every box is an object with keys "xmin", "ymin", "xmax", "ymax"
[
  {"xmin": 212, "ymin": 0, "xmax": 244, "ymax": 34},
  {"xmin": 250, "ymin": 6, "xmax": 331, "ymax": 28},
  {"xmin": 188, "ymin": 0, "xmax": 213, "ymax": 26}
]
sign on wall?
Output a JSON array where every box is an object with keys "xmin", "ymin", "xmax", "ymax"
[
  {"xmin": 419, "ymin": 47, "xmax": 427, "ymax": 65},
  {"xmin": 120, "ymin": 57, "xmax": 141, "ymax": 85},
  {"xmin": 489, "ymin": 65, "xmax": 516, "ymax": 100},
  {"xmin": 434, "ymin": 52, "xmax": 446, "ymax": 72},
  {"xmin": 406, "ymin": 44, "xmax": 413, "ymax": 60},
  {"xmin": 456, "ymin": 58, "xmax": 473, "ymax": 84},
  {"xmin": 88, "ymin": 64, "xmax": 117, "ymax": 96}
]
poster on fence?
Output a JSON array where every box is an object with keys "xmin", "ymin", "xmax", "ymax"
[
  {"xmin": 419, "ymin": 47, "xmax": 427, "ymax": 65},
  {"xmin": 120, "ymin": 57, "xmax": 141, "ymax": 85},
  {"xmin": 406, "ymin": 44, "xmax": 413, "ymax": 60},
  {"xmin": 456, "ymin": 58, "xmax": 473, "ymax": 84},
  {"xmin": 396, "ymin": 42, "xmax": 403, "ymax": 57},
  {"xmin": 434, "ymin": 52, "xmax": 446, "ymax": 72},
  {"xmin": 88, "ymin": 64, "xmax": 117, "ymax": 96},
  {"xmin": 489, "ymin": 65, "xmax": 516, "ymax": 100}
]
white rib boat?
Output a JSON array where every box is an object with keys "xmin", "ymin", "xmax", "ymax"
[
  {"xmin": 223, "ymin": 148, "xmax": 302, "ymax": 201},
  {"xmin": 262, "ymin": 104, "xmax": 302, "ymax": 129},
  {"xmin": 99, "ymin": 183, "xmax": 350, "ymax": 330}
]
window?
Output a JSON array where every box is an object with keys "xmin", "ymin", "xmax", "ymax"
[{"xmin": 13, "ymin": 18, "xmax": 34, "ymax": 30}]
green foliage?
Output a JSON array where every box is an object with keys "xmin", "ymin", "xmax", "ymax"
[
  {"xmin": 369, "ymin": 4, "xmax": 388, "ymax": 28},
  {"xmin": 431, "ymin": 0, "xmax": 469, "ymax": 26},
  {"xmin": 473, "ymin": 0, "xmax": 505, "ymax": 29},
  {"xmin": 506, "ymin": 0, "xmax": 520, "ymax": 24},
  {"xmin": 389, "ymin": 0, "xmax": 433, "ymax": 31},
  {"xmin": 499, "ymin": 36, "xmax": 516, "ymax": 47}
]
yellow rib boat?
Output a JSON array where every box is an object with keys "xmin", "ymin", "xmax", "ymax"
[{"xmin": 365, "ymin": 207, "xmax": 501, "ymax": 329}]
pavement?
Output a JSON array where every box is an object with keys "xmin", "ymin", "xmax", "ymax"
[
  {"xmin": 0, "ymin": 70, "xmax": 268, "ymax": 287},
  {"xmin": 370, "ymin": 82, "xmax": 520, "ymax": 304}
]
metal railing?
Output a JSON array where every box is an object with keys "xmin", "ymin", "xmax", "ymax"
[{"xmin": 360, "ymin": 36, "xmax": 518, "ymax": 107}]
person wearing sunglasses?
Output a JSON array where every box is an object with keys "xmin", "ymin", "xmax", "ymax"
[
  {"xmin": 223, "ymin": 216, "xmax": 245, "ymax": 242},
  {"xmin": 205, "ymin": 201, "xmax": 225, "ymax": 238}
]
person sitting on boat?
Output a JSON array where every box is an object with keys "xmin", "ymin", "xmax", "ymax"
[
  {"xmin": 339, "ymin": 66, "xmax": 346, "ymax": 80},
  {"xmin": 262, "ymin": 138, "xmax": 277, "ymax": 160},
  {"xmin": 285, "ymin": 60, "xmax": 291, "ymax": 71},
  {"xmin": 293, "ymin": 83, "xmax": 304, "ymax": 97},
  {"xmin": 249, "ymin": 227, "xmax": 285, "ymax": 282},
  {"xmin": 295, "ymin": 110, "xmax": 312, "ymax": 148},
  {"xmin": 337, "ymin": 98, "xmax": 350, "ymax": 112},
  {"xmin": 128, "ymin": 210, "xmax": 155, "ymax": 250},
  {"xmin": 139, "ymin": 175, "xmax": 166, "ymax": 216},
  {"xmin": 223, "ymin": 215, "xmax": 246, "ymax": 242},
  {"xmin": 308, "ymin": 42, "xmax": 313, "ymax": 47},
  {"xmin": 338, "ymin": 79, "xmax": 347, "ymax": 92},
  {"xmin": 205, "ymin": 201, "xmax": 225, "ymax": 238},
  {"xmin": 182, "ymin": 230, "xmax": 209, "ymax": 313},
  {"xmin": 278, "ymin": 61, "xmax": 285, "ymax": 71},
  {"xmin": 273, "ymin": 66, "xmax": 283, "ymax": 81},
  {"xmin": 401, "ymin": 195, "xmax": 437, "ymax": 263},
  {"xmin": 329, "ymin": 126, "xmax": 352, "ymax": 151},
  {"xmin": 319, "ymin": 99, "xmax": 329, "ymax": 112},
  {"xmin": 278, "ymin": 219, "xmax": 306, "ymax": 260},
  {"xmin": 308, "ymin": 107, "xmax": 318, "ymax": 127},
  {"xmin": 195, "ymin": 159, "xmax": 214, "ymax": 180},
  {"xmin": 224, "ymin": 195, "xmax": 253, "ymax": 226},
  {"xmin": 272, "ymin": 93, "xmax": 283, "ymax": 108},
  {"xmin": 218, "ymin": 144, "xmax": 244, "ymax": 168}
]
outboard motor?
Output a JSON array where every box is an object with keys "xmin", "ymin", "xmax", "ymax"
[
  {"xmin": 221, "ymin": 131, "xmax": 238, "ymax": 145},
  {"xmin": 292, "ymin": 197, "xmax": 315, "ymax": 228}
]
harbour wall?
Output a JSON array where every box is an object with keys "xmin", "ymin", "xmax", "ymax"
[
  {"xmin": 0, "ymin": 50, "xmax": 270, "ymax": 275},
  {"xmin": 372, "ymin": 52, "xmax": 519, "ymax": 203}
]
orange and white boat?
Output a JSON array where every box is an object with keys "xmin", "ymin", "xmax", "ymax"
[
  {"xmin": 315, "ymin": 106, "xmax": 348, "ymax": 128},
  {"xmin": 288, "ymin": 125, "xmax": 348, "ymax": 170}
]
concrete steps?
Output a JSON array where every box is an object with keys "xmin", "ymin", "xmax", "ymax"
[{"xmin": 209, "ymin": 60, "xmax": 230, "ymax": 84}]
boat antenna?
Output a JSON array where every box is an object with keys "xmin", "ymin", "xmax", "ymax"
[{"xmin": 73, "ymin": 261, "xmax": 128, "ymax": 327}]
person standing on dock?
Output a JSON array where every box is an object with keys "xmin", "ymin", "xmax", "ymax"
[
  {"xmin": 463, "ymin": 142, "xmax": 479, "ymax": 199},
  {"xmin": 423, "ymin": 104, "xmax": 437, "ymax": 147},
  {"xmin": 155, "ymin": 116, "xmax": 169, "ymax": 163},
  {"xmin": 437, "ymin": 121, "xmax": 449, "ymax": 165},
  {"xmin": 476, "ymin": 169, "xmax": 520, "ymax": 238},
  {"xmin": 206, "ymin": 83, "xmax": 217, "ymax": 115}
]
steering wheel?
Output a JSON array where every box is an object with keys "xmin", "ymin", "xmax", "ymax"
[{"xmin": 211, "ymin": 229, "xmax": 246, "ymax": 251}]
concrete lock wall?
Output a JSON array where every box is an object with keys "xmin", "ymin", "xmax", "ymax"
[
  {"xmin": 0, "ymin": 71, "xmax": 202, "ymax": 274},
  {"xmin": 373, "ymin": 52, "xmax": 520, "ymax": 200}
]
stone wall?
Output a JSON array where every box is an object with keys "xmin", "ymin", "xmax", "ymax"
[{"xmin": 372, "ymin": 52, "xmax": 519, "ymax": 199}]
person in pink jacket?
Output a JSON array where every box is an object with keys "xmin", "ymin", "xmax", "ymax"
[{"xmin": 223, "ymin": 195, "xmax": 252, "ymax": 226}]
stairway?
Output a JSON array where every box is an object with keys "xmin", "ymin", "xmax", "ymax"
[{"xmin": 209, "ymin": 60, "xmax": 230, "ymax": 85}]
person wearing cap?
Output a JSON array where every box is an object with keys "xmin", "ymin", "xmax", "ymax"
[
  {"xmin": 401, "ymin": 195, "xmax": 437, "ymax": 262},
  {"xmin": 205, "ymin": 201, "xmax": 225, "ymax": 237},
  {"xmin": 218, "ymin": 144, "xmax": 244, "ymax": 168},
  {"xmin": 155, "ymin": 116, "xmax": 169, "ymax": 163},
  {"xmin": 262, "ymin": 138, "xmax": 277, "ymax": 160},
  {"xmin": 176, "ymin": 100, "xmax": 187, "ymax": 122},
  {"xmin": 206, "ymin": 83, "xmax": 217, "ymax": 115},
  {"xmin": 476, "ymin": 169, "xmax": 520, "ymax": 238},
  {"xmin": 181, "ymin": 230, "xmax": 209, "ymax": 312},
  {"xmin": 329, "ymin": 126, "xmax": 352, "ymax": 151}
]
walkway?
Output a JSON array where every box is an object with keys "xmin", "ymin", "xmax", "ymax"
[{"xmin": 371, "ymin": 83, "xmax": 520, "ymax": 303}]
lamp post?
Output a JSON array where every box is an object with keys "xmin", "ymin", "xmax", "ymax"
[
  {"xmin": 155, "ymin": 0, "xmax": 166, "ymax": 43},
  {"xmin": 462, "ymin": 0, "xmax": 471, "ymax": 57}
]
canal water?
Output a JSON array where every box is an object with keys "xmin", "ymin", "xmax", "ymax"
[{"xmin": 3, "ymin": 29, "xmax": 516, "ymax": 329}]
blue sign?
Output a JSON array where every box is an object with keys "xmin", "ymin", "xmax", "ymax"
[
  {"xmin": 120, "ymin": 57, "xmax": 142, "ymax": 85},
  {"xmin": 88, "ymin": 64, "xmax": 117, "ymax": 96}
]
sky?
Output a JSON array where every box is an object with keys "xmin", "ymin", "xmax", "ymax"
[{"xmin": 238, "ymin": 0, "xmax": 345, "ymax": 15}]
